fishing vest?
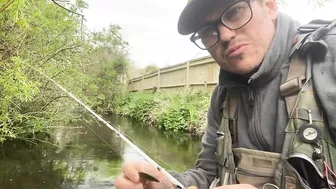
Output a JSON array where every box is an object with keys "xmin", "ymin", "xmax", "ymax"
[{"xmin": 213, "ymin": 20, "xmax": 336, "ymax": 189}]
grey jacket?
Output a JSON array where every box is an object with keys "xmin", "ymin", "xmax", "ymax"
[{"xmin": 171, "ymin": 13, "xmax": 336, "ymax": 189}]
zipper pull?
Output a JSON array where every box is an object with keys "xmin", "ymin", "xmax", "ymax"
[
  {"xmin": 248, "ymin": 88, "xmax": 254, "ymax": 101},
  {"xmin": 247, "ymin": 78, "xmax": 254, "ymax": 104},
  {"xmin": 248, "ymin": 87, "xmax": 254, "ymax": 107}
]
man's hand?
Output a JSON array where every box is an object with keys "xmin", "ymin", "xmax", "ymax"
[
  {"xmin": 114, "ymin": 161, "xmax": 172, "ymax": 189},
  {"xmin": 215, "ymin": 184, "xmax": 257, "ymax": 189}
]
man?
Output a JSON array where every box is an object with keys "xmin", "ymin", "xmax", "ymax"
[{"xmin": 115, "ymin": 0, "xmax": 336, "ymax": 188}]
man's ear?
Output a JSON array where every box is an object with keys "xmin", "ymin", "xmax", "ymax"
[{"xmin": 264, "ymin": 0, "xmax": 278, "ymax": 21}]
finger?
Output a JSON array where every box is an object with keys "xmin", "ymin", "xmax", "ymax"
[
  {"xmin": 143, "ymin": 170, "xmax": 173, "ymax": 189},
  {"xmin": 139, "ymin": 163, "xmax": 174, "ymax": 189},
  {"xmin": 122, "ymin": 161, "xmax": 143, "ymax": 183},
  {"xmin": 140, "ymin": 163, "xmax": 163, "ymax": 179},
  {"xmin": 114, "ymin": 174, "xmax": 143, "ymax": 189}
]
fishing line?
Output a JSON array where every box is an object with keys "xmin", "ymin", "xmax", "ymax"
[
  {"xmin": 81, "ymin": 120, "xmax": 122, "ymax": 157},
  {"xmin": 26, "ymin": 63, "xmax": 187, "ymax": 189},
  {"xmin": 82, "ymin": 120, "xmax": 175, "ymax": 173},
  {"xmin": 78, "ymin": 111, "xmax": 177, "ymax": 174},
  {"xmin": 106, "ymin": 124, "xmax": 177, "ymax": 171},
  {"xmin": 85, "ymin": 115, "xmax": 177, "ymax": 171},
  {"xmin": 80, "ymin": 114, "xmax": 137, "ymax": 160}
]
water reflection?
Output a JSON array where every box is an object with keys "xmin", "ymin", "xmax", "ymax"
[{"xmin": 0, "ymin": 114, "xmax": 201, "ymax": 189}]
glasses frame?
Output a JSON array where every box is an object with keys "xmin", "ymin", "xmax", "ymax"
[{"xmin": 190, "ymin": 0, "xmax": 253, "ymax": 50}]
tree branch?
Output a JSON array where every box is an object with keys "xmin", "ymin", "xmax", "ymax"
[
  {"xmin": 42, "ymin": 95, "xmax": 69, "ymax": 111},
  {"xmin": 51, "ymin": 0, "xmax": 84, "ymax": 17},
  {"xmin": 39, "ymin": 44, "xmax": 79, "ymax": 66},
  {"xmin": 0, "ymin": 0, "xmax": 14, "ymax": 12}
]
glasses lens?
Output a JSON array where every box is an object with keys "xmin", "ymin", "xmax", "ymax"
[
  {"xmin": 221, "ymin": 1, "xmax": 252, "ymax": 30},
  {"xmin": 192, "ymin": 25, "xmax": 218, "ymax": 49}
]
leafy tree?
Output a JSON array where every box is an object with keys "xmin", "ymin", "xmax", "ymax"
[
  {"xmin": 145, "ymin": 64, "xmax": 159, "ymax": 74},
  {"xmin": 0, "ymin": 0, "xmax": 129, "ymax": 142}
]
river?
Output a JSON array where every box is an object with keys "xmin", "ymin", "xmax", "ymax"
[{"xmin": 0, "ymin": 114, "xmax": 202, "ymax": 189}]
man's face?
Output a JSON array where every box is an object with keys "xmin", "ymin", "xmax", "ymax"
[{"xmin": 205, "ymin": 0, "xmax": 278, "ymax": 75}]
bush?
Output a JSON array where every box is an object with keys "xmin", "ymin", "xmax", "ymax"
[{"xmin": 115, "ymin": 91, "xmax": 210, "ymax": 136}]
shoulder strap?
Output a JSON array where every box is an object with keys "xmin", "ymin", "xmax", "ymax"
[
  {"xmin": 218, "ymin": 88, "xmax": 239, "ymax": 140},
  {"xmin": 280, "ymin": 19, "xmax": 336, "ymax": 117},
  {"xmin": 228, "ymin": 88, "xmax": 239, "ymax": 144},
  {"xmin": 215, "ymin": 88, "xmax": 240, "ymax": 186},
  {"xmin": 280, "ymin": 30, "xmax": 310, "ymax": 117},
  {"xmin": 280, "ymin": 53, "xmax": 306, "ymax": 117}
]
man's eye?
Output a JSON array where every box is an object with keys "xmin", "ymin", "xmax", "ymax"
[
  {"xmin": 201, "ymin": 31, "xmax": 217, "ymax": 37},
  {"xmin": 224, "ymin": 7, "xmax": 244, "ymax": 20},
  {"xmin": 200, "ymin": 30, "xmax": 217, "ymax": 38}
]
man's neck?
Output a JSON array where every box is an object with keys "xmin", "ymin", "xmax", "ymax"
[{"xmin": 243, "ymin": 64, "xmax": 261, "ymax": 78}]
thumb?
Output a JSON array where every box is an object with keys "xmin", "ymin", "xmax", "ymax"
[{"xmin": 122, "ymin": 161, "xmax": 143, "ymax": 183}]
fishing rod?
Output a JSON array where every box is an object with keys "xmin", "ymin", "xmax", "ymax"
[{"xmin": 27, "ymin": 64, "xmax": 187, "ymax": 189}]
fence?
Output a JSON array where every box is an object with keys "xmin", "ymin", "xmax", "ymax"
[{"xmin": 128, "ymin": 55, "xmax": 221, "ymax": 93}]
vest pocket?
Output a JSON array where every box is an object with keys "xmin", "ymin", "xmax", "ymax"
[
  {"xmin": 235, "ymin": 167, "xmax": 276, "ymax": 188},
  {"xmin": 283, "ymin": 158, "xmax": 312, "ymax": 189},
  {"xmin": 284, "ymin": 153, "xmax": 333, "ymax": 189},
  {"xmin": 233, "ymin": 148, "xmax": 281, "ymax": 188}
]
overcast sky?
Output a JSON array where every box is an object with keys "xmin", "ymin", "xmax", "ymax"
[{"xmin": 83, "ymin": 0, "xmax": 336, "ymax": 69}]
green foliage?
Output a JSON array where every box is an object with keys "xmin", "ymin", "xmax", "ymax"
[
  {"xmin": 0, "ymin": 57, "xmax": 39, "ymax": 140},
  {"xmin": 116, "ymin": 92, "xmax": 157, "ymax": 123},
  {"xmin": 155, "ymin": 92, "xmax": 209, "ymax": 133},
  {"xmin": 116, "ymin": 91, "xmax": 209, "ymax": 135},
  {"xmin": 0, "ymin": 0, "xmax": 130, "ymax": 141},
  {"xmin": 140, "ymin": 64, "xmax": 159, "ymax": 75},
  {"xmin": 85, "ymin": 27, "xmax": 130, "ymax": 111}
]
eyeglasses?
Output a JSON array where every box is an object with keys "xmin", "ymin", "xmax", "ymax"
[{"xmin": 190, "ymin": 0, "xmax": 253, "ymax": 50}]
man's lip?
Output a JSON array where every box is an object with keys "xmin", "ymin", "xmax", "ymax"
[{"xmin": 225, "ymin": 44, "xmax": 248, "ymax": 57}]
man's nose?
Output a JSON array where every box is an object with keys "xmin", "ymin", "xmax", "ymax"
[{"xmin": 217, "ymin": 24, "xmax": 236, "ymax": 42}]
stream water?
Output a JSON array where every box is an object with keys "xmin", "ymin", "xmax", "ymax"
[{"xmin": 0, "ymin": 114, "xmax": 202, "ymax": 189}]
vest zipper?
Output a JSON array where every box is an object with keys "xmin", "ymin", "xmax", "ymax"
[
  {"xmin": 247, "ymin": 81, "xmax": 262, "ymax": 150},
  {"xmin": 248, "ymin": 87, "xmax": 254, "ymax": 107},
  {"xmin": 247, "ymin": 79, "xmax": 269, "ymax": 150}
]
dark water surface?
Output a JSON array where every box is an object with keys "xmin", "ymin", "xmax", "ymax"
[{"xmin": 0, "ymin": 114, "xmax": 201, "ymax": 189}]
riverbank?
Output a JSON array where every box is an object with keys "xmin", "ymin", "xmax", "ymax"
[{"xmin": 114, "ymin": 91, "xmax": 210, "ymax": 137}]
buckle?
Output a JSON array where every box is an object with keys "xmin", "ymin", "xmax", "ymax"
[{"xmin": 280, "ymin": 76, "xmax": 305, "ymax": 97}]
